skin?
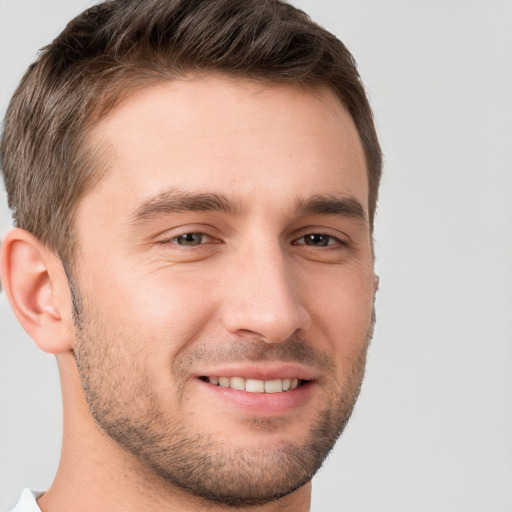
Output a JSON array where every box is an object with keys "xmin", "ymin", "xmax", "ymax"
[{"xmin": 1, "ymin": 76, "xmax": 377, "ymax": 512}]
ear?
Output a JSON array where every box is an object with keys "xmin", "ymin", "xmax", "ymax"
[{"xmin": 0, "ymin": 228, "xmax": 74, "ymax": 354}]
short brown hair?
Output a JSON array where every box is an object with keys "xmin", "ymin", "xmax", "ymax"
[{"xmin": 0, "ymin": 0, "xmax": 382, "ymax": 264}]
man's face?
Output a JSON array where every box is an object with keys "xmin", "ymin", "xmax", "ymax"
[{"xmin": 70, "ymin": 77, "xmax": 376, "ymax": 506}]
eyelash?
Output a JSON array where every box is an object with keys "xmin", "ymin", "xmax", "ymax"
[
  {"xmin": 162, "ymin": 231, "xmax": 345, "ymax": 248},
  {"xmin": 166, "ymin": 232, "xmax": 218, "ymax": 246},
  {"xmin": 292, "ymin": 233, "xmax": 345, "ymax": 248}
]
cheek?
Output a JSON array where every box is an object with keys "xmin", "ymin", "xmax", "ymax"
[
  {"xmin": 303, "ymin": 263, "xmax": 375, "ymax": 352},
  {"xmin": 90, "ymin": 265, "xmax": 222, "ymax": 356},
  {"xmin": 75, "ymin": 269, "xmax": 223, "ymax": 410}
]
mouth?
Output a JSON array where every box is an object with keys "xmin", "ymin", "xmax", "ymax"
[
  {"xmin": 196, "ymin": 370, "xmax": 316, "ymax": 417},
  {"xmin": 200, "ymin": 376, "xmax": 307, "ymax": 393}
]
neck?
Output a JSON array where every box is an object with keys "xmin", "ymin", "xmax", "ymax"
[{"xmin": 38, "ymin": 352, "xmax": 312, "ymax": 512}]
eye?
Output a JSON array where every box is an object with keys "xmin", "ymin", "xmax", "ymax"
[
  {"xmin": 294, "ymin": 233, "xmax": 341, "ymax": 247},
  {"xmin": 170, "ymin": 233, "xmax": 213, "ymax": 246}
]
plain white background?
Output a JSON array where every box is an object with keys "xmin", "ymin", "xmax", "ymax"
[{"xmin": 1, "ymin": 1, "xmax": 511, "ymax": 511}]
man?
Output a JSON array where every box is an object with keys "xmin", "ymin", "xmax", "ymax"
[{"xmin": 0, "ymin": 0, "xmax": 381, "ymax": 510}]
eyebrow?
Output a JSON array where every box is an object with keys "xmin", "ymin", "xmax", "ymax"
[
  {"xmin": 295, "ymin": 194, "xmax": 367, "ymax": 223},
  {"xmin": 130, "ymin": 189, "xmax": 367, "ymax": 226},
  {"xmin": 130, "ymin": 189, "xmax": 245, "ymax": 225}
]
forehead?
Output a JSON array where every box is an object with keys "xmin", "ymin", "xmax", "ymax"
[{"xmin": 82, "ymin": 76, "xmax": 368, "ymax": 219}]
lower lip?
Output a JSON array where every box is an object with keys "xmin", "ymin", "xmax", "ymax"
[{"xmin": 198, "ymin": 379, "xmax": 315, "ymax": 416}]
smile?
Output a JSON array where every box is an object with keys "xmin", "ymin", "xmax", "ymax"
[{"xmin": 202, "ymin": 376, "xmax": 304, "ymax": 393}]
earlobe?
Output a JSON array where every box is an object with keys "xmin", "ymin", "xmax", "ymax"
[{"xmin": 0, "ymin": 228, "xmax": 74, "ymax": 354}]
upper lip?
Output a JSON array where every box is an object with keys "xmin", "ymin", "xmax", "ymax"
[{"xmin": 194, "ymin": 363, "xmax": 318, "ymax": 382}]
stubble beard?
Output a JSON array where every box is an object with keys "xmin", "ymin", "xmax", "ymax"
[{"xmin": 70, "ymin": 280, "xmax": 372, "ymax": 508}]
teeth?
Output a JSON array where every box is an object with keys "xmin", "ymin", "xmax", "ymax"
[
  {"xmin": 246, "ymin": 379, "xmax": 265, "ymax": 393},
  {"xmin": 264, "ymin": 379, "xmax": 282, "ymax": 393},
  {"xmin": 206, "ymin": 376, "xmax": 302, "ymax": 393},
  {"xmin": 230, "ymin": 377, "xmax": 246, "ymax": 391},
  {"xmin": 219, "ymin": 377, "xmax": 230, "ymax": 387}
]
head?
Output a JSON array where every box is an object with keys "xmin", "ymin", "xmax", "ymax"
[{"xmin": 0, "ymin": 0, "xmax": 382, "ymax": 508}]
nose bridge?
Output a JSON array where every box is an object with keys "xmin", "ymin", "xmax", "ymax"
[{"xmin": 221, "ymin": 236, "xmax": 310, "ymax": 343}]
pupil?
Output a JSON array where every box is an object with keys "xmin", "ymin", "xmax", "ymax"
[
  {"xmin": 178, "ymin": 233, "xmax": 202, "ymax": 245},
  {"xmin": 306, "ymin": 234, "xmax": 328, "ymax": 246}
]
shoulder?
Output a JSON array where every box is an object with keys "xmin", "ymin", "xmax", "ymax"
[{"xmin": 7, "ymin": 489, "xmax": 44, "ymax": 512}]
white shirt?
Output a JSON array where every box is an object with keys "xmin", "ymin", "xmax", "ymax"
[{"xmin": 8, "ymin": 489, "xmax": 43, "ymax": 512}]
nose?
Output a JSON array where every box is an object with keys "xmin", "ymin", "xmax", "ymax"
[{"xmin": 220, "ymin": 242, "xmax": 311, "ymax": 343}]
